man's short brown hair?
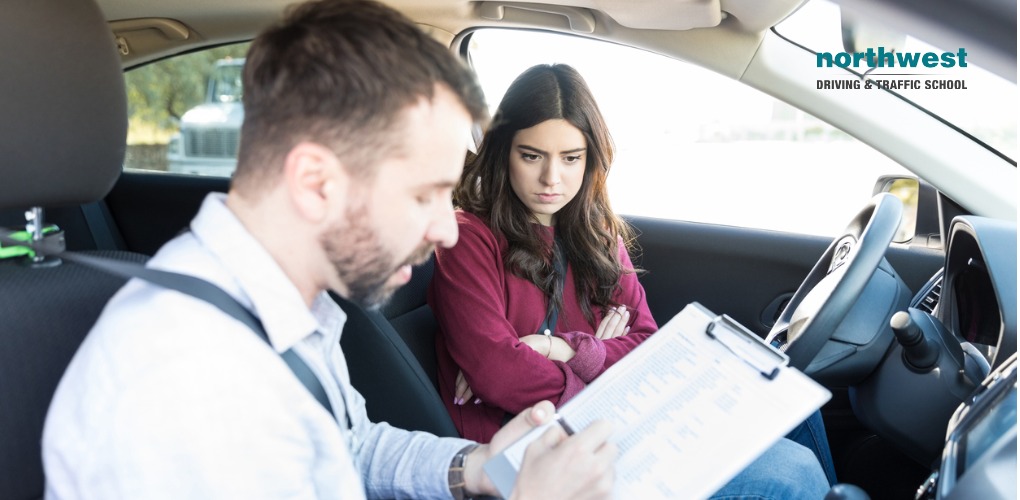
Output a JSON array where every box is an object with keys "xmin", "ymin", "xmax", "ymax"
[{"xmin": 234, "ymin": 0, "xmax": 487, "ymax": 191}]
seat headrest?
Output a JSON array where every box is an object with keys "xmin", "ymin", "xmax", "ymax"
[{"xmin": 0, "ymin": 0, "xmax": 126, "ymax": 210}]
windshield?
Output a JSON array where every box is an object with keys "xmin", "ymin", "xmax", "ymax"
[
  {"xmin": 776, "ymin": 0, "xmax": 1017, "ymax": 162},
  {"xmin": 466, "ymin": 28, "xmax": 915, "ymax": 236},
  {"xmin": 209, "ymin": 62, "xmax": 243, "ymax": 103}
]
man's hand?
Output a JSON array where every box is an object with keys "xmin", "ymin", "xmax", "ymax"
[
  {"xmin": 512, "ymin": 420, "xmax": 616, "ymax": 500},
  {"xmin": 462, "ymin": 401, "xmax": 554, "ymax": 496},
  {"xmin": 463, "ymin": 400, "xmax": 616, "ymax": 500}
]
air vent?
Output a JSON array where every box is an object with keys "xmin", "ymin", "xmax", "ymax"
[{"xmin": 912, "ymin": 270, "xmax": 944, "ymax": 314}]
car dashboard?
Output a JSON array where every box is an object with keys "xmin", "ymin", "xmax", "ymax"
[
  {"xmin": 919, "ymin": 352, "xmax": 1017, "ymax": 500},
  {"xmin": 908, "ymin": 215, "xmax": 1017, "ymax": 500}
]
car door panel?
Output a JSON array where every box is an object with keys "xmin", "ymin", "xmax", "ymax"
[
  {"xmin": 627, "ymin": 215, "xmax": 945, "ymax": 337},
  {"xmin": 105, "ymin": 172, "xmax": 230, "ymax": 255}
]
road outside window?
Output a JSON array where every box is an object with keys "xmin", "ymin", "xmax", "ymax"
[{"xmin": 124, "ymin": 43, "xmax": 249, "ymax": 176}]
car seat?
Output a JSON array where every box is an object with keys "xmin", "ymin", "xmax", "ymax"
[
  {"xmin": 0, "ymin": 0, "xmax": 149, "ymax": 497},
  {"xmin": 336, "ymin": 255, "xmax": 459, "ymax": 437}
]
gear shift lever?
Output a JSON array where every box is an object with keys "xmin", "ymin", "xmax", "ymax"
[{"xmin": 890, "ymin": 310, "xmax": 940, "ymax": 372}]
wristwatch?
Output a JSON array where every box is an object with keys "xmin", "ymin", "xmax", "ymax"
[{"xmin": 448, "ymin": 443, "xmax": 480, "ymax": 500}]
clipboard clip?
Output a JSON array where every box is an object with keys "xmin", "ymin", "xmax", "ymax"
[{"xmin": 705, "ymin": 314, "xmax": 789, "ymax": 380}]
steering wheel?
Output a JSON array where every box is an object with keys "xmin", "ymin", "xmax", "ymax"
[{"xmin": 765, "ymin": 193, "xmax": 903, "ymax": 371}]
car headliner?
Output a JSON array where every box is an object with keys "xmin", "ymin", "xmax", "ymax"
[{"xmin": 103, "ymin": 0, "xmax": 799, "ymax": 73}]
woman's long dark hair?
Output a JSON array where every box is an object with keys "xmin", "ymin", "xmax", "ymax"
[{"xmin": 455, "ymin": 63, "xmax": 636, "ymax": 325}]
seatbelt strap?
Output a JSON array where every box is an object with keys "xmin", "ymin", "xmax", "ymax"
[
  {"xmin": 58, "ymin": 251, "xmax": 341, "ymax": 424},
  {"xmin": 80, "ymin": 201, "xmax": 126, "ymax": 251}
]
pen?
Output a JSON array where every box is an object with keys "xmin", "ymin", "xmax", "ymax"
[{"xmin": 556, "ymin": 414, "xmax": 576, "ymax": 436}]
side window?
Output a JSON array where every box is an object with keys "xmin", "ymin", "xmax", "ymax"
[
  {"xmin": 124, "ymin": 43, "xmax": 250, "ymax": 177},
  {"xmin": 466, "ymin": 30, "xmax": 912, "ymax": 237}
]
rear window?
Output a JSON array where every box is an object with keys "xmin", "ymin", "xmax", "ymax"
[{"xmin": 123, "ymin": 43, "xmax": 250, "ymax": 177}]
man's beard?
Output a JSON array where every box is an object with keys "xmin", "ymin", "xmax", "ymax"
[{"xmin": 321, "ymin": 203, "xmax": 434, "ymax": 309}]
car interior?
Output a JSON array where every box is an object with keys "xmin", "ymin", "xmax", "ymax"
[{"xmin": 0, "ymin": 0, "xmax": 1015, "ymax": 499}]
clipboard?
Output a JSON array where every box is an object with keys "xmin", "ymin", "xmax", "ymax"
[{"xmin": 484, "ymin": 302, "xmax": 830, "ymax": 500}]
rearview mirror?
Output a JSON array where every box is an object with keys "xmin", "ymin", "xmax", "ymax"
[
  {"xmin": 840, "ymin": 9, "xmax": 906, "ymax": 56},
  {"xmin": 873, "ymin": 175, "xmax": 918, "ymax": 243}
]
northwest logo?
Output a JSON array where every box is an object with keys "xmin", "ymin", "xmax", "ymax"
[
  {"xmin": 816, "ymin": 47, "xmax": 968, "ymax": 69},
  {"xmin": 816, "ymin": 47, "xmax": 970, "ymax": 90}
]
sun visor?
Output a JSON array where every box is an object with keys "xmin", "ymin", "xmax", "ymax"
[
  {"xmin": 593, "ymin": 0, "xmax": 723, "ymax": 30},
  {"xmin": 476, "ymin": 0, "xmax": 724, "ymax": 32}
]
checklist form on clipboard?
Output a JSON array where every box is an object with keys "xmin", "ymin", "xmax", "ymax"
[{"xmin": 485, "ymin": 302, "xmax": 831, "ymax": 500}]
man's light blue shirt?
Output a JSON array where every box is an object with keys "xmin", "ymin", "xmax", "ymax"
[{"xmin": 43, "ymin": 193, "xmax": 471, "ymax": 499}]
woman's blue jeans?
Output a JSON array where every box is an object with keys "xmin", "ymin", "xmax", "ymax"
[
  {"xmin": 785, "ymin": 410, "xmax": 838, "ymax": 485},
  {"xmin": 710, "ymin": 411, "xmax": 836, "ymax": 499}
]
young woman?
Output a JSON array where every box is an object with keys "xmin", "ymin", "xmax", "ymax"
[
  {"xmin": 427, "ymin": 63, "xmax": 836, "ymax": 487},
  {"xmin": 429, "ymin": 63, "xmax": 658, "ymax": 443}
]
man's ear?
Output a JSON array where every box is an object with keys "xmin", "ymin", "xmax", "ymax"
[{"xmin": 283, "ymin": 141, "xmax": 348, "ymax": 223}]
